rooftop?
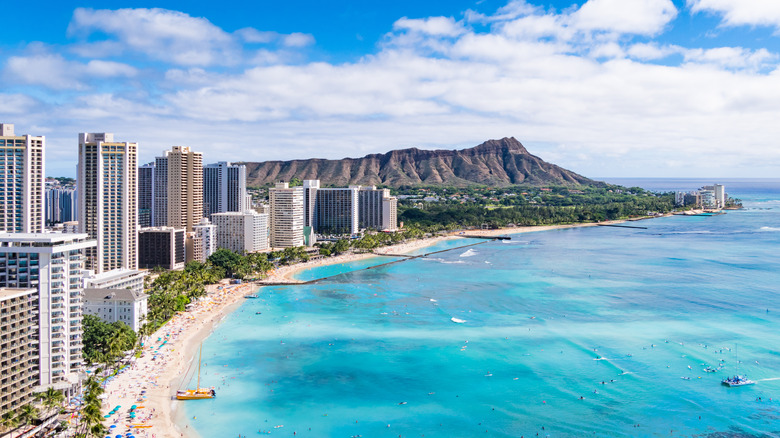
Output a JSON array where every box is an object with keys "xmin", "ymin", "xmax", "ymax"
[{"xmin": 83, "ymin": 287, "xmax": 147, "ymax": 302}]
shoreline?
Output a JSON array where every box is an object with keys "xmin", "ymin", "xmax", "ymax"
[
  {"xmin": 100, "ymin": 282, "xmax": 254, "ymax": 438},
  {"xmin": 102, "ymin": 217, "xmax": 667, "ymax": 438}
]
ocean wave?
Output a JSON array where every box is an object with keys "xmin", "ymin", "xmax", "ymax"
[
  {"xmin": 759, "ymin": 226, "xmax": 780, "ymax": 232},
  {"xmin": 460, "ymin": 249, "xmax": 478, "ymax": 257},
  {"xmin": 424, "ymin": 258, "xmax": 465, "ymax": 264},
  {"xmin": 501, "ymin": 240, "xmax": 531, "ymax": 245}
]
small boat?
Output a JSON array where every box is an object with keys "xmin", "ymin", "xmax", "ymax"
[
  {"xmin": 245, "ymin": 294, "xmax": 259, "ymax": 298},
  {"xmin": 703, "ymin": 366, "xmax": 718, "ymax": 373},
  {"xmin": 721, "ymin": 344, "xmax": 754, "ymax": 387},
  {"xmin": 451, "ymin": 317, "xmax": 466, "ymax": 323},
  {"xmin": 177, "ymin": 344, "xmax": 216, "ymax": 400},
  {"xmin": 255, "ymin": 312, "xmax": 262, "ymax": 315},
  {"xmin": 722, "ymin": 375, "xmax": 755, "ymax": 387}
]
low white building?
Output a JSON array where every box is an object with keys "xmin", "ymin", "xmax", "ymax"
[
  {"xmin": 212, "ymin": 210, "xmax": 269, "ymax": 254},
  {"xmin": 83, "ymin": 288, "xmax": 148, "ymax": 332},
  {"xmin": 82, "ymin": 268, "xmax": 146, "ymax": 295}
]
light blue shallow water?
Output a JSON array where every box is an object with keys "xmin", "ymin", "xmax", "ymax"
[{"xmin": 183, "ymin": 180, "xmax": 780, "ymax": 437}]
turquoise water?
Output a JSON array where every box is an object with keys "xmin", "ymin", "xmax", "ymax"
[
  {"xmin": 184, "ymin": 181, "xmax": 780, "ymax": 437},
  {"xmin": 292, "ymin": 256, "xmax": 404, "ymax": 282}
]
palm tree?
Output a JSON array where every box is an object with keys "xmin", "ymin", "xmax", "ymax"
[
  {"xmin": 37, "ymin": 387, "xmax": 65, "ymax": 416},
  {"xmin": 15, "ymin": 404, "xmax": 39, "ymax": 429},
  {"xmin": 78, "ymin": 374, "xmax": 105, "ymax": 437},
  {"xmin": 1, "ymin": 410, "xmax": 18, "ymax": 433}
]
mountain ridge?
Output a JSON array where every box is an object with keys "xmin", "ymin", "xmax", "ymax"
[{"xmin": 242, "ymin": 137, "xmax": 601, "ymax": 188}]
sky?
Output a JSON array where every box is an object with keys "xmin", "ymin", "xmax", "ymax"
[{"xmin": 2, "ymin": 0, "xmax": 780, "ymax": 179}]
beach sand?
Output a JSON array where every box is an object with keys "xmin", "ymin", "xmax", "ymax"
[
  {"xmin": 261, "ymin": 235, "xmax": 459, "ymax": 283},
  {"xmin": 100, "ymin": 283, "xmax": 254, "ymax": 438},
  {"xmin": 101, "ymin": 217, "xmax": 662, "ymax": 438}
]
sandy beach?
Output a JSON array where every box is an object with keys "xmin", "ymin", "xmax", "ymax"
[
  {"xmin": 260, "ymin": 235, "xmax": 460, "ymax": 283},
  {"xmin": 100, "ymin": 217, "xmax": 664, "ymax": 438},
  {"xmin": 99, "ymin": 282, "xmax": 255, "ymax": 438}
]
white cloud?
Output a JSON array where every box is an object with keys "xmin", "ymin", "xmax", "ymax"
[
  {"xmin": 64, "ymin": 8, "xmax": 316, "ymax": 67},
  {"xmin": 283, "ymin": 33, "xmax": 315, "ymax": 47},
  {"xmin": 235, "ymin": 28, "xmax": 278, "ymax": 44},
  {"xmin": 4, "ymin": 53, "xmax": 137, "ymax": 89},
  {"xmin": 0, "ymin": 94, "xmax": 37, "ymax": 115},
  {"xmin": 627, "ymin": 42, "xmax": 681, "ymax": 60},
  {"xmin": 67, "ymin": 8, "xmax": 239, "ymax": 66},
  {"xmin": 689, "ymin": 0, "xmax": 780, "ymax": 29},
  {"xmin": 683, "ymin": 46, "xmax": 776, "ymax": 70},
  {"xmin": 573, "ymin": 0, "xmax": 678, "ymax": 36},
  {"xmin": 7, "ymin": 2, "xmax": 780, "ymax": 178},
  {"xmin": 393, "ymin": 16, "xmax": 465, "ymax": 37}
]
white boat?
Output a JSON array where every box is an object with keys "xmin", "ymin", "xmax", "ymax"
[
  {"xmin": 451, "ymin": 317, "xmax": 466, "ymax": 323},
  {"xmin": 721, "ymin": 344, "xmax": 754, "ymax": 387},
  {"xmin": 721, "ymin": 375, "xmax": 755, "ymax": 387}
]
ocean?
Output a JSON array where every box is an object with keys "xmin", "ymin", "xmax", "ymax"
[{"xmin": 181, "ymin": 178, "xmax": 780, "ymax": 437}]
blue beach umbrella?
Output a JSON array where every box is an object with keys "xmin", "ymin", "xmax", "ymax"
[{"xmin": 109, "ymin": 425, "xmax": 116, "ymax": 429}]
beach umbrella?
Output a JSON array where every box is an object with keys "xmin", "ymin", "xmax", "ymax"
[
  {"xmin": 109, "ymin": 425, "xmax": 116, "ymax": 429},
  {"xmin": 103, "ymin": 415, "xmax": 110, "ymax": 418},
  {"xmin": 116, "ymin": 435, "xmax": 123, "ymax": 438}
]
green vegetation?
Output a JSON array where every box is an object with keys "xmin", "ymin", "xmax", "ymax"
[
  {"xmin": 75, "ymin": 374, "xmax": 107, "ymax": 438},
  {"xmin": 82, "ymin": 315, "xmax": 137, "ymax": 367},
  {"xmin": 48, "ymin": 176, "xmax": 76, "ymax": 186},
  {"xmin": 396, "ymin": 184, "xmax": 675, "ymax": 230}
]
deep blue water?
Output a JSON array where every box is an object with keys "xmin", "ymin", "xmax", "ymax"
[{"xmin": 183, "ymin": 180, "xmax": 780, "ymax": 437}]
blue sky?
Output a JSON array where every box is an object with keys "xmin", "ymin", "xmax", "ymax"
[{"xmin": 2, "ymin": 0, "xmax": 780, "ymax": 178}]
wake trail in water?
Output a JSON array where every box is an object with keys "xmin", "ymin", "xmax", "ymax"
[{"xmin": 756, "ymin": 377, "xmax": 780, "ymax": 381}]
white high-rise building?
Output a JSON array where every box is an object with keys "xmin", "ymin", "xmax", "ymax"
[
  {"xmin": 203, "ymin": 162, "xmax": 247, "ymax": 218},
  {"xmin": 0, "ymin": 233, "xmax": 95, "ymax": 394},
  {"xmin": 77, "ymin": 133, "xmax": 138, "ymax": 273},
  {"xmin": 212, "ymin": 211, "xmax": 269, "ymax": 254},
  {"xmin": 713, "ymin": 184, "xmax": 725, "ymax": 208},
  {"xmin": 0, "ymin": 123, "xmax": 45, "ymax": 233},
  {"xmin": 192, "ymin": 217, "xmax": 217, "ymax": 262},
  {"xmin": 269, "ymin": 182, "xmax": 304, "ymax": 248}
]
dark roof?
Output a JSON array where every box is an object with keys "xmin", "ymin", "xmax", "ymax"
[{"xmin": 83, "ymin": 287, "xmax": 147, "ymax": 302}]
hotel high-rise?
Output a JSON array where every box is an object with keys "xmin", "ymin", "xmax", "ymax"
[
  {"xmin": 0, "ymin": 233, "xmax": 95, "ymax": 394},
  {"xmin": 269, "ymin": 182, "xmax": 304, "ymax": 248},
  {"xmin": 203, "ymin": 162, "xmax": 247, "ymax": 218},
  {"xmin": 0, "ymin": 123, "xmax": 45, "ymax": 233},
  {"xmin": 77, "ymin": 133, "xmax": 138, "ymax": 273},
  {"xmin": 153, "ymin": 146, "xmax": 203, "ymax": 232},
  {"xmin": 138, "ymin": 162, "xmax": 155, "ymax": 228}
]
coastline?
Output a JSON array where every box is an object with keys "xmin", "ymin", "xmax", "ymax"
[
  {"xmin": 100, "ymin": 282, "xmax": 254, "ymax": 438},
  {"xmin": 260, "ymin": 235, "xmax": 460, "ymax": 283},
  {"xmin": 103, "ymin": 217, "xmax": 666, "ymax": 438}
]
